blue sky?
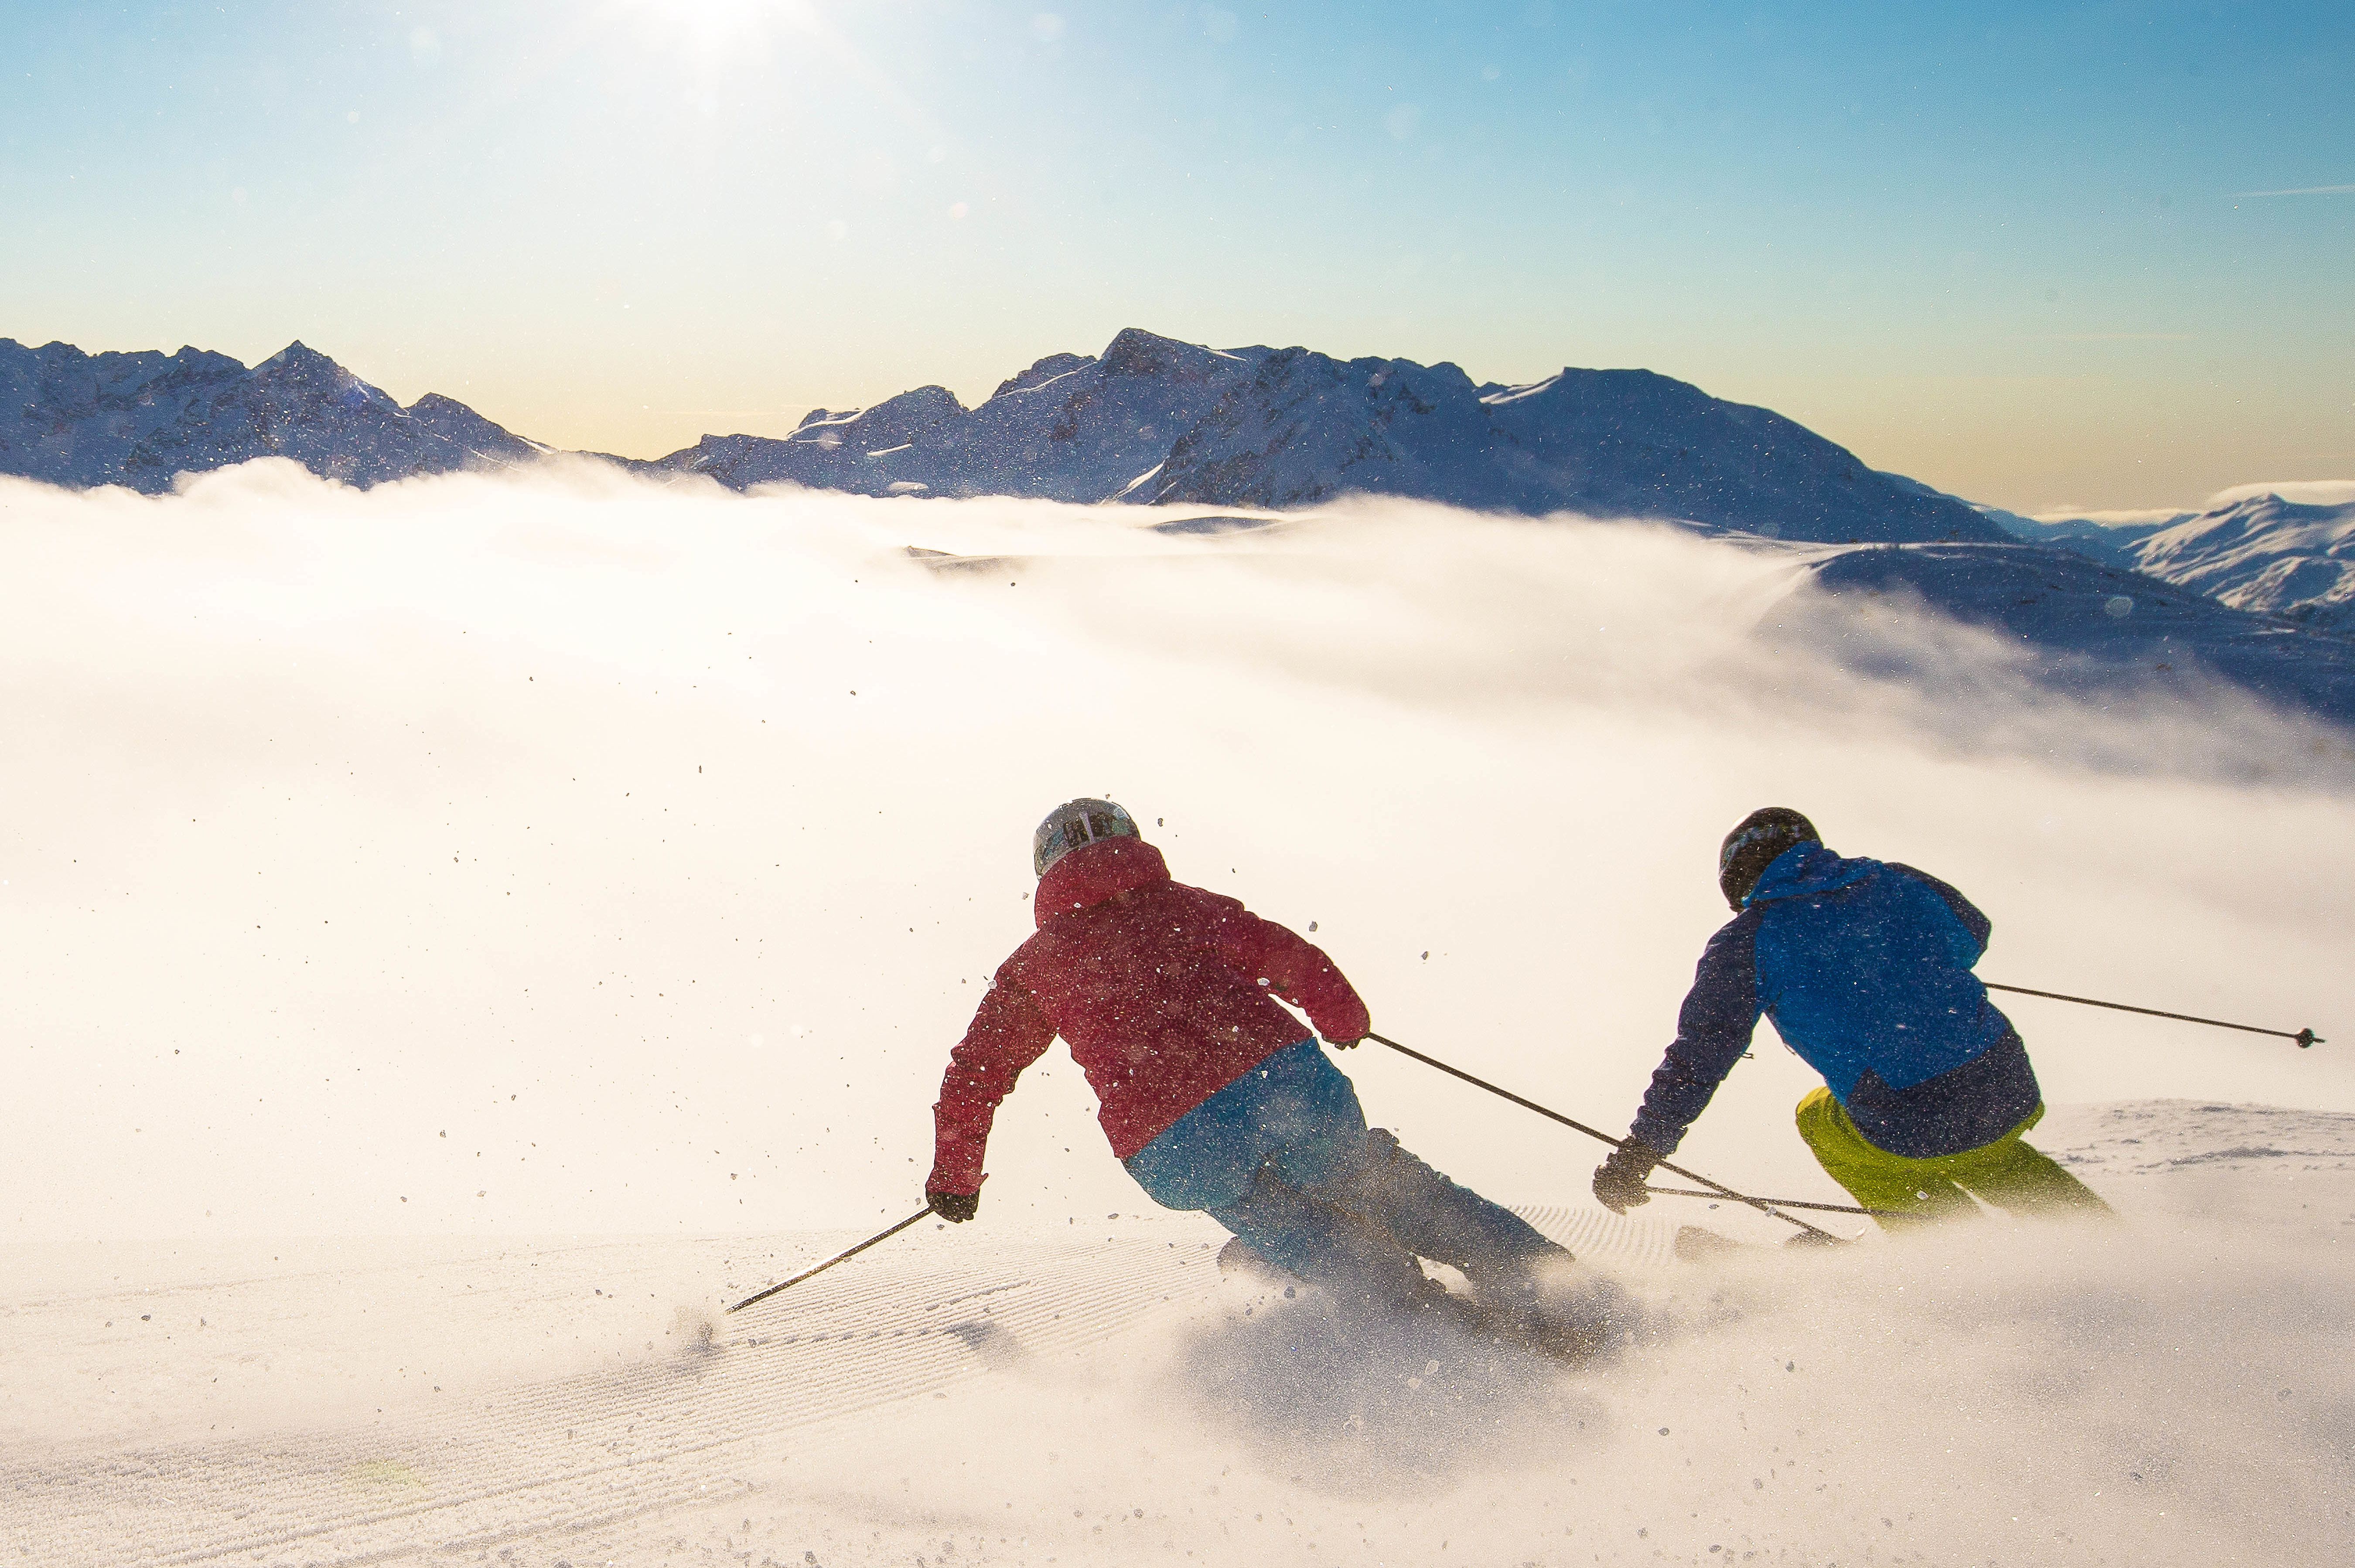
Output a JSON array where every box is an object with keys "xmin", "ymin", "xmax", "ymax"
[{"xmin": 3, "ymin": 0, "xmax": 2349, "ymax": 508}]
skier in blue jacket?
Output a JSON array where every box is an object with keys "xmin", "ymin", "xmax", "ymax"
[{"xmin": 1592, "ymin": 808, "xmax": 2109, "ymax": 1229}]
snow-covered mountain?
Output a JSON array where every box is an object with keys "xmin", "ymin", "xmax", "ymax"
[
  {"xmin": 1974, "ymin": 506, "xmax": 2186, "ymax": 565},
  {"xmin": 3, "ymin": 327, "xmax": 2003, "ymax": 542},
  {"xmin": 0, "ymin": 338, "xmax": 542, "ymax": 492},
  {"xmin": 1987, "ymin": 484, "xmax": 2355, "ymax": 630},
  {"xmin": 2125, "ymin": 489, "xmax": 2355, "ymax": 630},
  {"xmin": 652, "ymin": 327, "xmax": 2006, "ymax": 544},
  {"xmin": 651, "ymin": 330, "xmax": 1276, "ymax": 503},
  {"xmin": 1785, "ymin": 540, "xmax": 2355, "ymax": 726},
  {"xmin": 23, "ymin": 326, "xmax": 2350, "ymax": 625},
  {"xmin": 1153, "ymin": 350, "xmax": 1999, "ymax": 542}
]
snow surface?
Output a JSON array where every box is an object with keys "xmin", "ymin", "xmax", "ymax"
[
  {"xmin": 1478, "ymin": 373, "xmax": 1563, "ymax": 406},
  {"xmin": 2, "ymin": 467, "xmax": 2348, "ymax": 1564},
  {"xmin": 8, "ymin": 1104, "xmax": 2352, "ymax": 1565}
]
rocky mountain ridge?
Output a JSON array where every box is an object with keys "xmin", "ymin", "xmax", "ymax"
[
  {"xmin": 0, "ymin": 338, "xmax": 542, "ymax": 493},
  {"xmin": 646, "ymin": 327, "xmax": 2004, "ymax": 544},
  {"xmin": 4, "ymin": 328, "xmax": 2000, "ymax": 544}
]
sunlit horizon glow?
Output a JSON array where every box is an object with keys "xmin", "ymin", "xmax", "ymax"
[{"xmin": 2, "ymin": 1, "xmax": 2351, "ymax": 511}]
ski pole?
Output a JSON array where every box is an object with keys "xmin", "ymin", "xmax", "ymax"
[
  {"xmin": 1644, "ymin": 1185, "xmax": 1902, "ymax": 1219},
  {"xmin": 1362, "ymin": 1032, "xmax": 1846, "ymax": 1242},
  {"xmin": 727, "ymin": 1205, "xmax": 935, "ymax": 1315},
  {"xmin": 1982, "ymin": 983, "xmax": 2323, "ymax": 1048}
]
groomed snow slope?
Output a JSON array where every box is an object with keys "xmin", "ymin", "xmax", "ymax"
[{"xmin": 6, "ymin": 1103, "xmax": 2351, "ymax": 1567}]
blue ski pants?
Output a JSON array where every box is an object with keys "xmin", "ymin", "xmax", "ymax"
[{"xmin": 1123, "ymin": 1039, "xmax": 1563, "ymax": 1307}]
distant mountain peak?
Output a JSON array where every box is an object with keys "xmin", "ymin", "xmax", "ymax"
[
  {"xmin": 614, "ymin": 327, "xmax": 2003, "ymax": 540},
  {"xmin": 992, "ymin": 352, "xmax": 1094, "ymax": 401},
  {"xmin": 5, "ymin": 326, "xmax": 2001, "ymax": 544},
  {"xmin": 250, "ymin": 340, "xmax": 395, "ymax": 411},
  {"xmin": 258, "ymin": 339, "xmax": 336, "ymax": 371},
  {"xmin": 1990, "ymin": 483, "xmax": 2355, "ymax": 630},
  {"xmin": 0, "ymin": 337, "xmax": 536, "ymax": 491},
  {"xmin": 1098, "ymin": 327, "xmax": 1258, "ymax": 382}
]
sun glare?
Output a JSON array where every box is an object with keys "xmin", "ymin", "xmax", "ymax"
[{"xmin": 616, "ymin": 0, "xmax": 813, "ymax": 51}]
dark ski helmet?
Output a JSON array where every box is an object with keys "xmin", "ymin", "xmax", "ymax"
[
  {"xmin": 1033, "ymin": 798, "xmax": 1141, "ymax": 876},
  {"xmin": 1717, "ymin": 807, "xmax": 1819, "ymax": 911}
]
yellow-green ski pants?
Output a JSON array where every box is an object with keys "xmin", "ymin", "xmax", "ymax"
[{"xmin": 1794, "ymin": 1088, "xmax": 2111, "ymax": 1229}]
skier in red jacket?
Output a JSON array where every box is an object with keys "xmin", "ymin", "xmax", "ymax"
[{"xmin": 926, "ymin": 798, "xmax": 1581, "ymax": 1338}]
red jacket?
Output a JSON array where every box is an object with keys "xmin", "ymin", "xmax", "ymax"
[{"xmin": 927, "ymin": 838, "xmax": 1372, "ymax": 1194}]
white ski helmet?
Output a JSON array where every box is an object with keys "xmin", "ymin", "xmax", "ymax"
[{"xmin": 1033, "ymin": 798, "xmax": 1140, "ymax": 876}]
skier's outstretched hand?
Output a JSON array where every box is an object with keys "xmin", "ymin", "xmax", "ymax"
[
  {"xmin": 1325, "ymin": 1032, "xmax": 1365, "ymax": 1050},
  {"xmin": 1592, "ymin": 1142, "xmax": 1661, "ymax": 1214},
  {"xmin": 927, "ymin": 1189, "xmax": 980, "ymax": 1224}
]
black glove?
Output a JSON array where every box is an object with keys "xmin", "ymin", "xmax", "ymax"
[
  {"xmin": 1592, "ymin": 1142, "xmax": 1662, "ymax": 1214},
  {"xmin": 927, "ymin": 1189, "xmax": 979, "ymax": 1224},
  {"xmin": 1324, "ymin": 1033, "xmax": 1365, "ymax": 1050}
]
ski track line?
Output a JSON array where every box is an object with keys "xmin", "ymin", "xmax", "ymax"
[
  {"xmin": 7, "ymin": 1209, "xmax": 1675, "ymax": 1566},
  {"xmin": 1514, "ymin": 1204, "xmax": 1681, "ymax": 1268},
  {"xmin": 4, "ymin": 1238, "xmax": 1208, "ymax": 1568}
]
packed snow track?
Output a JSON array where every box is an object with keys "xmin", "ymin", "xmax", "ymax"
[{"xmin": 3, "ymin": 1208, "xmax": 1676, "ymax": 1565}]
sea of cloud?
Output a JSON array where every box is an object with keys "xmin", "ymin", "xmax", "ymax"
[{"xmin": 0, "ymin": 459, "xmax": 2348, "ymax": 1253}]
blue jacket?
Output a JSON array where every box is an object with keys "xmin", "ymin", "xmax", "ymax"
[{"xmin": 1629, "ymin": 843, "xmax": 2041, "ymax": 1159}]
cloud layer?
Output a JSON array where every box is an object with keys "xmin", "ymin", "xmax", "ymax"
[{"xmin": 2, "ymin": 463, "xmax": 2348, "ymax": 1244}]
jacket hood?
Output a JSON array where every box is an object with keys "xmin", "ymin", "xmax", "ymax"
[
  {"xmin": 1745, "ymin": 841, "xmax": 1877, "ymax": 906},
  {"xmin": 1034, "ymin": 837, "xmax": 1170, "ymax": 927}
]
